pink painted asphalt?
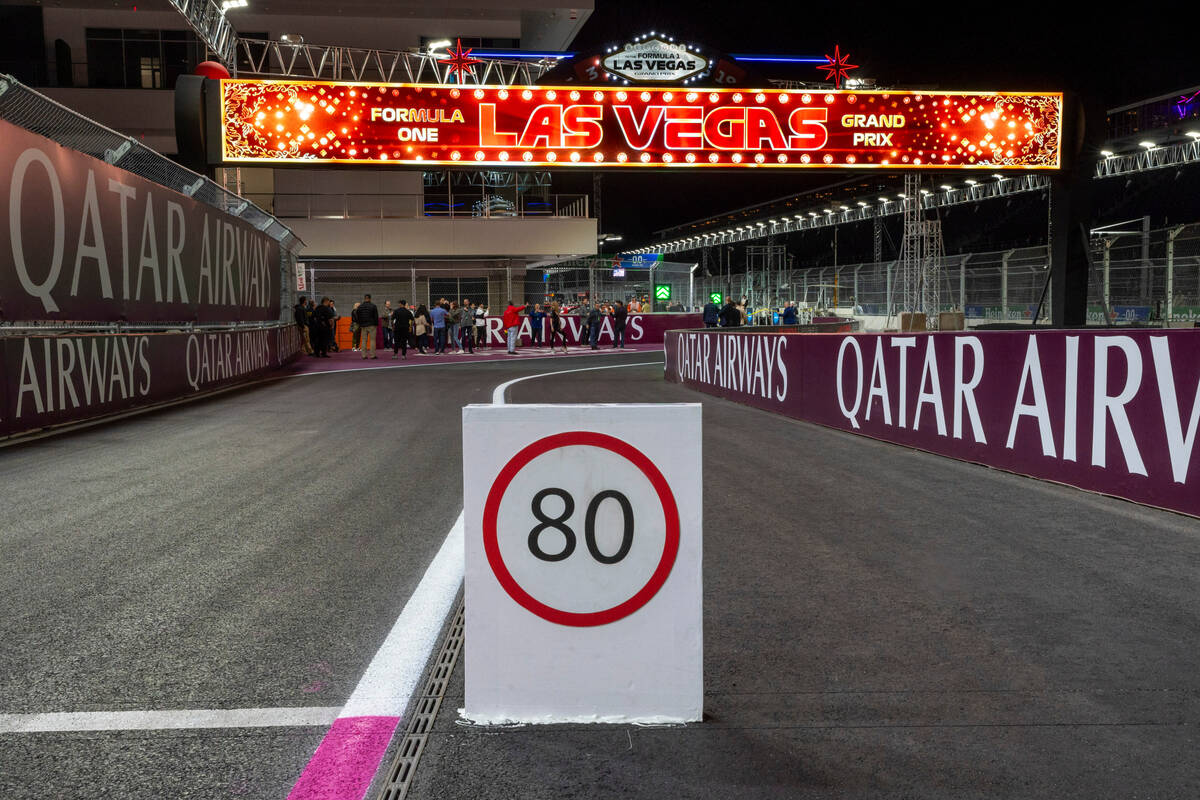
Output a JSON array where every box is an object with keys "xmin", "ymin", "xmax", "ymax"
[
  {"xmin": 285, "ymin": 716, "xmax": 400, "ymax": 800},
  {"xmin": 288, "ymin": 342, "xmax": 662, "ymax": 374}
]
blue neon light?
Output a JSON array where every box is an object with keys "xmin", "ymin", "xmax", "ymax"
[
  {"xmin": 728, "ymin": 54, "xmax": 826, "ymax": 63},
  {"xmin": 471, "ymin": 50, "xmax": 572, "ymax": 59},
  {"xmin": 467, "ymin": 49, "xmax": 827, "ymax": 64}
]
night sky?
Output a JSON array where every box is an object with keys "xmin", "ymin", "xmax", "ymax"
[{"xmin": 555, "ymin": 0, "xmax": 1198, "ymax": 248}]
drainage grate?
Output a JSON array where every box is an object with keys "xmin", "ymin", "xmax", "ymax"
[{"xmin": 376, "ymin": 598, "xmax": 465, "ymax": 800}]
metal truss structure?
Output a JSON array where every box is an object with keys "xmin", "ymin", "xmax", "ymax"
[
  {"xmin": 1095, "ymin": 138, "xmax": 1200, "ymax": 177},
  {"xmin": 895, "ymin": 174, "xmax": 945, "ymax": 324},
  {"xmin": 165, "ymin": 0, "xmax": 236, "ymax": 66},
  {"xmin": 632, "ymin": 136, "xmax": 1200, "ymax": 257},
  {"xmin": 632, "ymin": 174, "xmax": 1050, "ymax": 255},
  {"xmin": 423, "ymin": 170, "xmax": 554, "ymax": 189},
  {"xmin": 232, "ymin": 38, "xmax": 554, "ymax": 85}
]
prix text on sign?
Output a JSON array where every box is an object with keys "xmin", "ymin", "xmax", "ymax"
[{"xmin": 220, "ymin": 80, "xmax": 1062, "ymax": 170}]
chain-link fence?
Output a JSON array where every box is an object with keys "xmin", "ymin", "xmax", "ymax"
[
  {"xmin": 0, "ymin": 73, "xmax": 304, "ymax": 327},
  {"xmin": 542, "ymin": 259, "xmax": 698, "ymax": 310},
  {"xmin": 689, "ymin": 222, "xmax": 1200, "ymax": 325},
  {"xmin": 1093, "ymin": 223, "xmax": 1200, "ymax": 323}
]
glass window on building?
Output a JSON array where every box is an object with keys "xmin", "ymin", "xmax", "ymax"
[
  {"xmin": 85, "ymin": 28, "xmax": 204, "ymax": 88},
  {"xmin": 418, "ymin": 36, "xmax": 520, "ymax": 51}
]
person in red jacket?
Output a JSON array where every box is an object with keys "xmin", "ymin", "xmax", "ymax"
[{"xmin": 502, "ymin": 301, "xmax": 524, "ymax": 355}]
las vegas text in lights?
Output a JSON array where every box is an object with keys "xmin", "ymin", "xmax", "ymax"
[{"xmin": 219, "ymin": 79, "xmax": 1063, "ymax": 169}]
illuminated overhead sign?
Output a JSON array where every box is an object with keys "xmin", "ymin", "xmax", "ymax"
[
  {"xmin": 602, "ymin": 38, "xmax": 708, "ymax": 83},
  {"xmin": 219, "ymin": 79, "xmax": 1062, "ymax": 169},
  {"xmin": 627, "ymin": 253, "xmax": 663, "ymax": 263}
]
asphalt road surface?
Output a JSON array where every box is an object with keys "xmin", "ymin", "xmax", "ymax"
[{"xmin": 2, "ymin": 352, "xmax": 1199, "ymax": 799}]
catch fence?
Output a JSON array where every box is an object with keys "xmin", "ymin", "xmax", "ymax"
[{"xmin": 688, "ymin": 222, "xmax": 1200, "ymax": 323}]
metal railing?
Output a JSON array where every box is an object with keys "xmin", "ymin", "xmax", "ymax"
[{"xmin": 250, "ymin": 192, "xmax": 590, "ymax": 220}]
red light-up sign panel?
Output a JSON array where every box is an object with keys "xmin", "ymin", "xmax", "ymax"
[{"xmin": 219, "ymin": 79, "xmax": 1062, "ymax": 169}]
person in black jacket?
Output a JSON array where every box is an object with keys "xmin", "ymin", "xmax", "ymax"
[
  {"xmin": 357, "ymin": 293, "xmax": 380, "ymax": 359},
  {"xmin": 391, "ymin": 299, "xmax": 414, "ymax": 359},
  {"xmin": 586, "ymin": 304, "xmax": 602, "ymax": 349},
  {"xmin": 311, "ymin": 297, "xmax": 334, "ymax": 357},
  {"xmin": 294, "ymin": 297, "xmax": 312, "ymax": 354},
  {"xmin": 719, "ymin": 298, "xmax": 741, "ymax": 328},
  {"xmin": 703, "ymin": 298, "xmax": 720, "ymax": 328},
  {"xmin": 612, "ymin": 300, "xmax": 628, "ymax": 348}
]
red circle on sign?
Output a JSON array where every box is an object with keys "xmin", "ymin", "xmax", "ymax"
[{"xmin": 482, "ymin": 431, "xmax": 681, "ymax": 627}]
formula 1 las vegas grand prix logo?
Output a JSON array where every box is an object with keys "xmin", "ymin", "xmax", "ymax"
[
  {"xmin": 602, "ymin": 38, "xmax": 708, "ymax": 83},
  {"xmin": 219, "ymin": 80, "xmax": 1062, "ymax": 169}
]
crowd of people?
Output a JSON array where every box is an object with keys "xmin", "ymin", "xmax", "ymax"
[
  {"xmin": 292, "ymin": 295, "xmax": 636, "ymax": 359},
  {"xmin": 701, "ymin": 297, "xmax": 803, "ymax": 328}
]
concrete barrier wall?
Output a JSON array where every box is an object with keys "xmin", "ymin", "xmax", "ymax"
[
  {"xmin": 665, "ymin": 328, "xmax": 1200, "ymax": 518},
  {"xmin": 0, "ymin": 324, "xmax": 302, "ymax": 440}
]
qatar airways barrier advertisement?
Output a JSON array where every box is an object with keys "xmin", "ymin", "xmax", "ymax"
[
  {"xmin": 0, "ymin": 326, "xmax": 302, "ymax": 439},
  {"xmin": 665, "ymin": 330, "xmax": 1200, "ymax": 517},
  {"xmin": 0, "ymin": 119, "xmax": 281, "ymax": 323},
  {"xmin": 219, "ymin": 80, "xmax": 1061, "ymax": 170},
  {"xmin": 482, "ymin": 312, "xmax": 701, "ymax": 346}
]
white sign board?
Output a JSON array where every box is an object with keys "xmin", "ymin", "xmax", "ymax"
[
  {"xmin": 295, "ymin": 262, "xmax": 306, "ymax": 292},
  {"xmin": 462, "ymin": 403, "xmax": 703, "ymax": 723},
  {"xmin": 602, "ymin": 39, "xmax": 708, "ymax": 83}
]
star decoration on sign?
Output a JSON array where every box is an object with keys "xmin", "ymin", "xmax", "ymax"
[
  {"xmin": 439, "ymin": 38, "xmax": 482, "ymax": 83},
  {"xmin": 818, "ymin": 44, "xmax": 858, "ymax": 89}
]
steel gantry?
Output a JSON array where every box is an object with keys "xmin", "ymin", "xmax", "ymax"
[
  {"xmin": 1095, "ymin": 136, "xmax": 1200, "ymax": 177},
  {"xmin": 629, "ymin": 134, "xmax": 1200, "ymax": 258},
  {"xmin": 630, "ymin": 173, "xmax": 1050, "ymax": 256},
  {"xmin": 165, "ymin": 0, "xmax": 237, "ymax": 66},
  {"xmin": 231, "ymin": 38, "xmax": 555, "ymax": 85}
]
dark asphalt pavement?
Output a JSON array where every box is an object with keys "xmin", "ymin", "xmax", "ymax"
[
  {"xmin": 3, "ymin": 353, "xmax": 1199, "ymax": 799},
  {"xmin": 408, "ymin": 364, "xmax": 1200, "ymax": 800},
  {"xmin": 0, "ymin": 354, "xmax": 651, "ymax": 799}
]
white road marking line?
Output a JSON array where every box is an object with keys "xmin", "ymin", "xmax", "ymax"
[
  {"xmin": 338, "ymin": 512, "xmax": 465, "ymax": 718},
  {"xmin": 491, "ymin": 360, "xmax": 664, "ymax": 405},
  {"xmin": 2, "ymin": 359, "xmax": 662, "ymax": 740},
  {"xmin": 0, "ymin": 706, "xmax": 342, "ymax": 734}
]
